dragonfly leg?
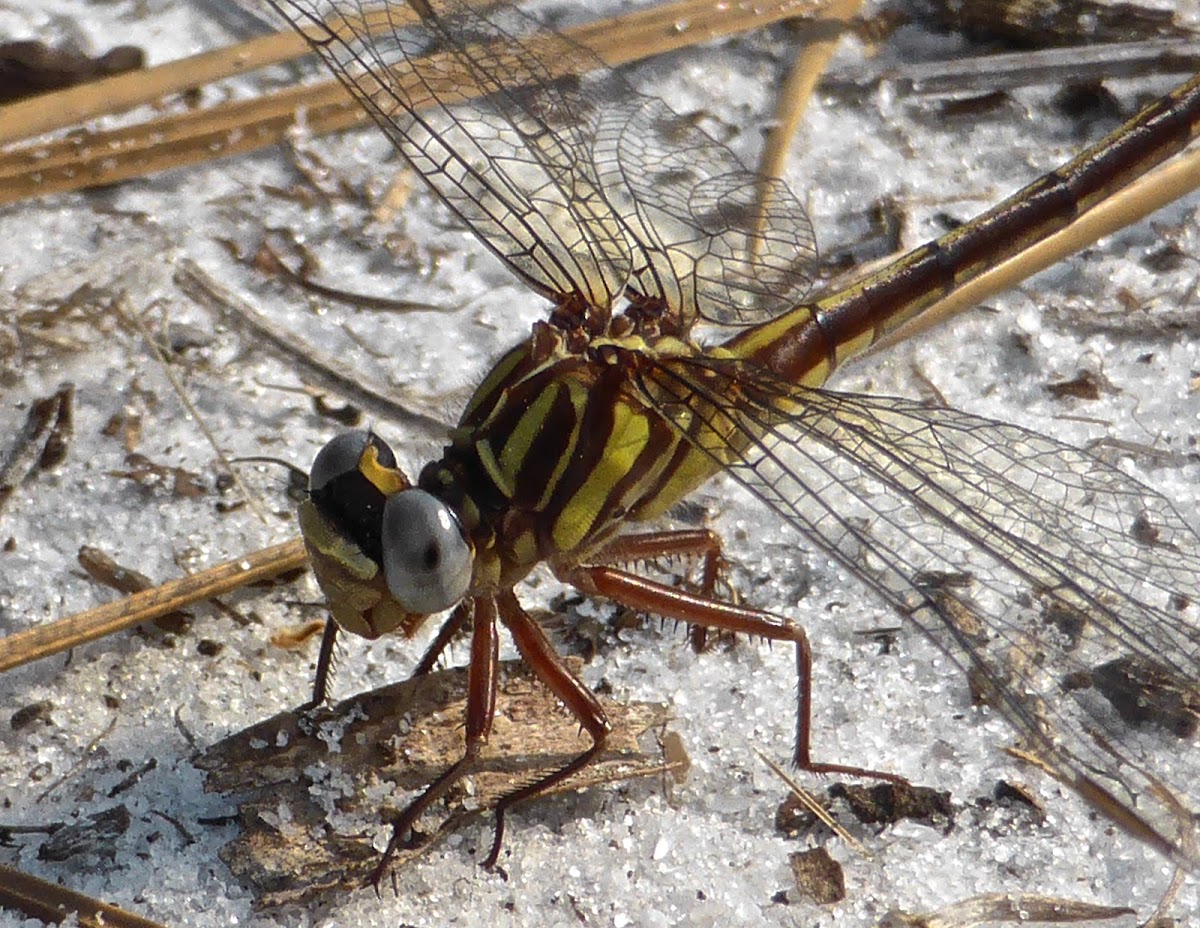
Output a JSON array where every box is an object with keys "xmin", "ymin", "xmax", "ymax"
[
  {"xmin": 299, "ymin": 617, "xmax": 339, "ymax": 711},
  {"xmin": 368, "ymin": 597, "xmax": 498, "ymax": 888},
  {"xmin": 591, "ymin": 529, "xmax": 726, "ymax": 652},
  {"xmin": 305, "ymin": 598, "xmax": 473, "ymax": 712},
  {"xmin": 487, "ymin": 589, "xmax": 612, "ymax": 868},
  {"xmin": 412, "ymin": 600, "xmax": 474, "ymax": 676},
  {"xmin": 565, "ymin": 565, "xmax": 906, "ymax": 784}
]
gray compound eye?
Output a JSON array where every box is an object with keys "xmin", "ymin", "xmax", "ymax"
[
  {"xmin": 380, "ymin": 489, "xmax": 472, "ymax": 614},
  {"xmin": 309, "ymin": 430, "xmax": 397, "ymax": 491}
]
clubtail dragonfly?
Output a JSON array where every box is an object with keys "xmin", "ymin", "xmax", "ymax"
[{"xmin": 266, "ymin": 0, "xmax": 1200, "ymax": 882}]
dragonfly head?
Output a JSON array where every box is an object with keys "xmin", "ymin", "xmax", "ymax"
[{"xmin": 299, "ymin": 429, "xmax": 473, "ymax": 639}]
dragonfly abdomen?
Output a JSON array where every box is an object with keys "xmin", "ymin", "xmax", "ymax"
[{"xmin": 730, "ymin": 75, "xmax": 1200, "ymax": 387}]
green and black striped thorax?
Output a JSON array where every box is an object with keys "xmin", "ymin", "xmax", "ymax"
[{"xmin": 418, "ymin": 322, "xmax": 717, "ymax": 592}]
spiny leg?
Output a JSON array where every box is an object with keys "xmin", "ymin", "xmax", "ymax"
[
  {"xmin": 300, "ymin": 617, "xmax": 339, "ymax": 711},
  {"xmin": 368, "ymin": 597, "xmax": 498, "ymax": 887},
  {"xmin": 488, "ymin": 589, "xmax": 612, "ymax": 868},
  {"xmin": 305, "ymin": 598, "xmax": 470, "ymax": 712},
  {"xmin": 592, "ymin": 528, "xmax": 723, "ymax": 574},
  {"xmin": 590, "ymin": 529, "xmax": 726, "ymax": 652},
  {"xmin": 564, "ymin": 564, "xmax": 905, "ymax": 783},
  {"xmin": 412, "ymin": 600, "xmax": 473, "ymax": 676}
]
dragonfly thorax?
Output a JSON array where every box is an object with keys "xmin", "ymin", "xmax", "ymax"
[{"xmin": 416, "ymin": 326, "xmax": 717, "ymax": 593}]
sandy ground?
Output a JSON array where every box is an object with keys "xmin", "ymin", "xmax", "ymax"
[{"xmin": 1, "ymin": 1, "xmax": 1199, "ymax": 925}]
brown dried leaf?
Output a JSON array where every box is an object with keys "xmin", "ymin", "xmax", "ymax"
[
  {"xmin": 77, "ymin": 545, "xmax": 191, "ymax": 633},
  {"xmin": 788, "ymin": 847, "xmax": 846, "ymax": 905},
  {"xmin": 0, "ymin": 41, "xmax": 144, "ymax": 104},
  {"xmin": 776, "ymin": 781, "xmax": 955, "ymax": 836},
  {"xmin": 197, "ymin": 658, "xmax": 672, "ymax": 907},
  {"xmin": 0, "ymin": 383, "xmax": 74, "ymax": 512},
  {"xmin": 107, "ymin": 452, "xmax": 207, "ymax": 499}
]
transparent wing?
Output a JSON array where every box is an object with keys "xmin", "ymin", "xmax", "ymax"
[
  {"xmin": 265, "ymin": 0, "xmax": 818, "ymax": 325},
  {"xmin": 639, "ymin": 353, "xmax": 1200, "ymax": 867}
]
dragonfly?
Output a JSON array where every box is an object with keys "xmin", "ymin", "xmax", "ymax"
[{"xmin": 265, "ymin": 0, "xmax": 1200, "ymax": 883}]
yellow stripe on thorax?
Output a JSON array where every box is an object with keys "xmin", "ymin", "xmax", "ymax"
[
  {"xmin": 474, "ymin": 382, "xmax": 564, "ymax": 500},
  {"xmin": 460, "ymin": 341, "xmax": 531, "ymax": 424},
  {"xmin": 498, "ymin": 382, "xmax": 560, "ymax": 476},
  {"xmin": 552, "ymin": 402, "xmax": 651, "ymax": 553}
]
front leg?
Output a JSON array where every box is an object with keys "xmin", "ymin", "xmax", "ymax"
[
  {"xmin": 487, "ymin": 590, "xmax": 612, "ymax": 867},
  {"xmin": 368, "ymin": 597, "xmax": 498, "ymax": 887},
  {"xmin": 300, "ymin": 617, "xmax": 339, "ymax": 712}
]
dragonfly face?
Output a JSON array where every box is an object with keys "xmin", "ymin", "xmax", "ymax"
[
  {"xmin": 301, "ymin": 429, "xmax": 472, "ymax": 639},
  {"xmin": 269, "ymin": 0, "xmax": 1200, "ymax": 888}
]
